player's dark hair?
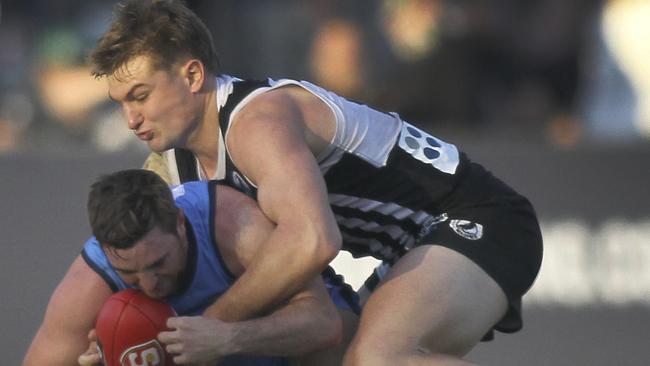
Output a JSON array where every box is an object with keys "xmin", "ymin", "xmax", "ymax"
[
  {"xmin": 87, "ymin": 169, "xmax": 179, "ymax": 249},
  {"xmin": 89, "ymin": 0, "xmax": 219, "ymax": 79}
]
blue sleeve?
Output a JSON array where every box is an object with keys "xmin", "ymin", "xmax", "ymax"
[{"xmin": 81, "ymin": 237, "xmax": 129, "ymax": 293}]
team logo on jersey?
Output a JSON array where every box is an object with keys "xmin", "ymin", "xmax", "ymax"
[
  {"xmin": 449, "ymin": 219, "xmax": 483, "ymax": 240},
  {"xmin": 119, "ymin": 339, "xmax": 165, "ymax": 366}
]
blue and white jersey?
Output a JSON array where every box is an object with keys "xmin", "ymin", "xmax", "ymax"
[{"xmin": 82, "ymin": 180, "xmax": 287, "ymax": 366}]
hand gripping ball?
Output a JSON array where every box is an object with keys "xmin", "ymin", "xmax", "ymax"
[{"xmin": 95, "ymin": 289, "xmax": 177, "ymax": 366}]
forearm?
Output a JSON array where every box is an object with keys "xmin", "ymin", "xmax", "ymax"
[
  {"xmin": 23, "ymin": 327, "xmax": 88, "ymax": 366},
  {"xmin": 225, "ymin": 296, "xmax": 342, "ymax": 357},
  {"xmin": 204, "ymin": 224, "xmax": 338, "ymax": 321},
  {"xmin": 24, "ymin": 257, "xmax": 110, "ymax": 366},
  {"xmin": 161, "ymin": 279, "xmax": 343, "ymax": 364}
]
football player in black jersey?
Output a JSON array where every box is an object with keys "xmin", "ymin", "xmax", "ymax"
[{"xmin": 89, "ymin": 1, "xmax": 543, "ymax": 365}]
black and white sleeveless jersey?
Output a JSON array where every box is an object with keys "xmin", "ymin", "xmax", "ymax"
[{"xmin": 163, "ymin": 75, "xmax": 520, "ymax": 264}]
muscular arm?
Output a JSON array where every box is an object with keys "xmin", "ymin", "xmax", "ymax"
[
  {"xmin": 224, "ymin": 277, "xmax": 341, "ymax": 356},
  {"xmin": 159, "ymin": 184, "xmax": 343, "ymax": 363},
  {"xmin": 23, "ymin": 256, "xmax": 113, "ymax": 366},
  {"xmin": 216, "ymin": 184, "xmax": 343, "ymax": 353},
  {"xmin": 203, "ymin": 90, "xmax": 341, "ymax": 322},
  {"xmin": 162, "ymin": 278, "xmax": 342, "ymax": 363}
]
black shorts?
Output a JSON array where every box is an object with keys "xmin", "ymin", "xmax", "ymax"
[
  {"xmin": 361, "ymin": 150, "xmax": 543, "ymax": 337},
  {"xmin": 334, "ymin": 121, "xmax": 542, "ymax": 336},
  {"xmin": 421, "ymin": 158, "xmax": 543, "ymax": 336}
]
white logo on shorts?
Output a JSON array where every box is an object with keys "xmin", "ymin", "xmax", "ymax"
[{"xmin": 449, "ymin": 219, "xmax": 483, "ymax": 240}]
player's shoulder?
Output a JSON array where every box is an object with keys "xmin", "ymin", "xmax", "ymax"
[
  {"xmin": 213, "ymin": 182, "xmax": 257, "ymax": 213},
  {"xmin": 172, "ymin": 180, "xmax": 250, "ymax": 216},
  {"xmin": 170, "ymin": 181, "xmax": 213, "ymax": 217}
]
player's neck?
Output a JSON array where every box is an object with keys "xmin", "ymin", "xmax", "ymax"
[
  {"xmin": 193, "ymin": 135, "xmax": 219, "ymax": 180},
  {"xmin": 187, "ymin": 87, "xmax": 219, "ymax": 163}
]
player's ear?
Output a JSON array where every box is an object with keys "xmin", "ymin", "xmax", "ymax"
[
  {"xmin": 176, "ymin": 208, "xmax": 185, "ymax": 233},
  {"xmin": 182, "ymin": 59, "xmax": 205, "ymax": 93}
]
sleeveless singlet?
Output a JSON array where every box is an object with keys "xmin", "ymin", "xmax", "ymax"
[
  {"xmin": 82, "ymin": 180, "xmax": 287, "ymax": 366},
  {"xmin": 163, "ymin": 76, "xmax": 469, "ymax": 264}
]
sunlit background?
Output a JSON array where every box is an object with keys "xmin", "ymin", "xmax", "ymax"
[{"xmin": 2, "ymin": 0, "xmax": 649, "ymax": 365}]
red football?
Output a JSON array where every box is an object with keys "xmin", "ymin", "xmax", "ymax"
[{"xmin": 96, "ymin": 288, "xmax": 177, "ymax": 366}]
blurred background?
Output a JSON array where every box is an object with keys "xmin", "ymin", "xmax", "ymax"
[{"xmin": 1, "ymin": 0, "xmax": 649, "ymax": 364}]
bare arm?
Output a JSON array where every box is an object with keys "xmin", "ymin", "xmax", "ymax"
[
  {"xmin": 23, "ymin": 256, "xmax": 113, "ymax": 366},
  {"xmin": 203, "ymin": 91, "xmax": 341, "ymax": 322},
  {"xmin": 223, "ymin": 277, "xmax": 342, "ymax": 356},
  {"xmin": 159, "ymin": 184, "xmax": 344, "ymax": 364},
  {"xmin": 160, "ymin": 278, "xmax": 341, "ymax": 364},
  {"xmin": 215, "ymin": 184, "xmax": 343, "ymax": 353}
]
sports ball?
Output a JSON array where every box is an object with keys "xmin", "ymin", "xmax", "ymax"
[{"xmin": 95, "ymin": 288, "xmax": 177, "ymax": 366}]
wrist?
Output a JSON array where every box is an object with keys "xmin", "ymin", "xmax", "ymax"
[{"xmin": 216, "ymin": 319, "xmax": 243, "ymax": 356}]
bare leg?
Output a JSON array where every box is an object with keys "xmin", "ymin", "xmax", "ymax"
[
  {"xmin": 295, "ymin": 309, "xmax": 359, "ymax": 366},
  {"xmin": 343, "ymin": 245, "xmax": 508, "ymax": 366}
]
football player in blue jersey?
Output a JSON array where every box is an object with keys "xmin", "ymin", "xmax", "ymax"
[
  {"xmin": 89, "ymin": 1, "xmax": 543, "ymax": 365},
  {"xmin": 23, "ymin": 169, "xmax": 359, "ymax": 366}
]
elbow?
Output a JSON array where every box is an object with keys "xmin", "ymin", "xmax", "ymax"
[
  {"xmin": 307, "ymin": 240, "xmax": 340, "ymax": 275},
  {"xmin": 318, "ymin": 310, "xmax": 344, "ymax": 350},
  {"xmin": 303, "ymin": 294, "xmax": 344, "ymax": 351},
  {"xmin": 320, "ymin": 232, "xmax": 341, "ymax": 265},
  {"xmin": 315, "ymin": 227, "xmax": 342, "ymax": 267},
  {"xmin": 330, "ymin": 313, "xmax": 345, "ymax": 348},
  {"xmin": 284, "ymin": 218, "xmax": 341, "ymax": 271}
]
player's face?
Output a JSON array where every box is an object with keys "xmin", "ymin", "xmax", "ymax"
[
  {"xmin": 106, "ymin": 225, "xmax": 189, "ymax": 299},
  {"xmin": 107, "ymin": 55, "xmax": 200, "ymax": 153}
]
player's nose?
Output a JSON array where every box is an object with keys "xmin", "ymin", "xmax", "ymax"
[
  {"xmin": 124, "ymin": 104, "xmax": 144, "ymax": 130},
  {"xmin": 137, "ymin": 272, "xmax": 158, "ymax": 295}
]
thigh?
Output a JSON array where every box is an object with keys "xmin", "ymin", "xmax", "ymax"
[{"xmin": 353, "ymin": 245, "xmax": 508, "ymax": 356}]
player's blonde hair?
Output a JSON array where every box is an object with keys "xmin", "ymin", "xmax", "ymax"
[{"xmin": 89, "ymin": 0, "xmax": 219, "ymax": 79}]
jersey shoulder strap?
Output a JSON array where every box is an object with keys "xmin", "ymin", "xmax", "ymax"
[
  {"xmin": 164, "ymin": 78, "xmax": 270, "ymax": 185},
  {"xmin": 218, "ymin": 78, "xmax": 270, "ymax": 132}
]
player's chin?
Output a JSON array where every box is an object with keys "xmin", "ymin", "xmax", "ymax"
[
  {"xmin": 145, "ymin": 136, "xmax": 172, "ymax": 153},
  {"xmin": 146, "ymin": 140, "xmax": 167, "ymax": 153}
]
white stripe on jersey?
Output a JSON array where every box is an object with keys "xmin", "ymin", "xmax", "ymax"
[
  {"xmin": 329, "ymin": 193, "xmax": 435, "ymax": 225},
  {"xmin": 330, "ymin": 193, "xmax": 438, "ymax": 259},
  {"xmin": 336, "ymin": 216, "xmax": 410, "ymax": 241}
]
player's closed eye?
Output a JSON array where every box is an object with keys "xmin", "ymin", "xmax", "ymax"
[{"xmin": 147, "ymin": 256, "xmax": 166, "ymax": 271}]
